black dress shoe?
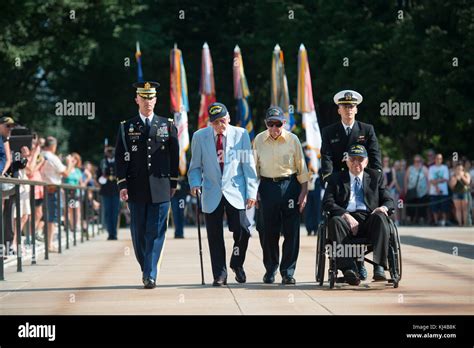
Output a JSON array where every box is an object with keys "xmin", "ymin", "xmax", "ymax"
[
  {"xmin": 281, "ymin": 276, "xmax": 296, "ymax": 285},
  {"xmin": 212, "ymin": 277, "xmax": 227, "ymax": 286},
  {"xmin": 263, "ymin": 272, "xmax": 275, "ymax": 284},
  {"xmin": 357, "ymin": 261, "xmax": 368, "ymax": 280},
  {"xmin": 373, "ymin": 265, "xmax": 387, "ymax": 281},
  {"xmin": 231, "ymin": 267, "xmax": 246, "ymax": 283},
  {"xmin": 343, "ymin": 269, "xmax": 361, "ymax": 286},
  {"xmin": 144, "ymin": 278, "xmax": 156, "ymax": 289}
]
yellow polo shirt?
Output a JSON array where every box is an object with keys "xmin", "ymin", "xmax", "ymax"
[{"xmin": 253, "ymin": 129, "xmax": 310, "ymax": 184}]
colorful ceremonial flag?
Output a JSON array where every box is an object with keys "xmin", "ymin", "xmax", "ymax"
[
  {"xmin": 233, "ymin": 45, "xmax": 254, "ymax": 140},
  {"xmin": 198, "ymin": 42, "xmax": 216, "ymax": 129},
  {"xmin": 297, "ymin": 43, "xmax": 322, "ymax": 170},
  {"xmin": 170, "ymin": 44, "xmax": 190, "ymax": 176},
  {"xmin": 135, "ymin": 41, "xmax": 144, "ymax": 82},
  {"xmin": 271, "ymin": 44, "xmax": 295, "ymax": 131}
]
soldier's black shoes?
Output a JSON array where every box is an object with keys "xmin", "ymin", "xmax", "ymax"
[
  {"xmin": 212, "ymin": 277, "xmax": 227, "ymax": 286},
  {"xmin": 281, "ymin": 276, "xmax": 296, "ymax": 285},
  {"xmin": 343, "ymin": 269, "xmax": 361, "ymax": 286},
  {"xmin": 263, "ymin": 272, "xmax": 275, "ymax": 284},
  {"xmin": 144, "ymin": 278, "xmax": 156, "ymax": 289},
  {"xmin": 231, "ymin": 267, "xmax": 246, "ymax": 283}
]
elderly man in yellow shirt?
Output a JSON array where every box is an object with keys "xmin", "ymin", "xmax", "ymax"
[{"xmin": 254, "ymin": 106, "xmax": 310, "ymax": 285}]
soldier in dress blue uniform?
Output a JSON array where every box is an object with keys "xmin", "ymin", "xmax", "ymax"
[
  {"xmin": 115, "ymin": 81, "xmax": 179, "ymax": 289},
  {"xmin": 97, "ymin": 146, "xmax": 120, "ymax": 240}
]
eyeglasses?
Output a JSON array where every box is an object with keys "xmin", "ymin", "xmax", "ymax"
[
  {"xmin": 266, "ymin": 122, "xmax": 283, "ymax": 128},
  {"xmin": 341, "ymin": 104, "xmax": 356, "ymax": 109}
]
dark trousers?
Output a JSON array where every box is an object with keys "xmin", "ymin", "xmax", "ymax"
[
  {"xmin": 327, "ymin": 211, "xmax": 391, "ymax": 271},
  {"xmin": 171, "ymin": 195, "xmax": 184, "ymax": 238},
  {"xmin": 204, "ymin": 196, "xmax": 250, "ymax": 280},
  {"xmin": 102, "ymin": 194, "xmax": 120, "ymax": 239},
  {"xmin": 128, "ymin": 201, "xmax": 170, "ymax": 281},
  {"xmin": 258, "ymin": 176, "xmax": 301, "ymax": 277},
  {"xmin": 305, "ymin": 178, "xmax": 322, "ymax": 234}
]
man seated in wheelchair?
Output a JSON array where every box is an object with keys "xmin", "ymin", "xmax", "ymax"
[{"xmin": 322, "ymin": 144, "xmax": 395, "ymax": 285}]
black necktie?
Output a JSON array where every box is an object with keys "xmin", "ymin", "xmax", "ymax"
[
  {"xmin": 145, "ymin": 118, "xmax": 151, "ymax": 134},
  {"xmin": 346, "ymin": 127, "xmax": 351, "ymax": 136}
]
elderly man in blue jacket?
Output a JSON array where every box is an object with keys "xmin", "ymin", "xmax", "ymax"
[{"xmin": 188, "ymin": 102, "xmax": 258, "ymax": 286}]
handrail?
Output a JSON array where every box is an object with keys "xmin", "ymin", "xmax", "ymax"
[{"xmin": 0, "ymin": 178, "xmax": 104, "ymax": 281}]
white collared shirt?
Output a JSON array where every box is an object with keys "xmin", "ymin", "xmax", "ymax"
[
  {"xmin": 341, "ymin": 120, "xmax": 355, "ymax": 136},
  {"xmin": 346, "ymin": 171, "xmax": 367, "ymax": 212},
  {"xmin": 139, "ymin": 112, "xmax": 153, "ymax": 126},
  {"xmin": 213, "ymin": 129, "xmax": 227, "ymax": 149}
]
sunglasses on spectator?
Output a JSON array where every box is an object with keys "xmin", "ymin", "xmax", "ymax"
[{"xmin": 266, "ymin": 121, "xmax": 283, "ymax": 128}]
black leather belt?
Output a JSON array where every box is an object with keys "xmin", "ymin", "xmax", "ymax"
[{"xmin": 261, "ymin": 174, "xmax": 296, "ymax": 182}]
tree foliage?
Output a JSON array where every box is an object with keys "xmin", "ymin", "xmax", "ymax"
[{"xmin": 0, "ymin": 0, "xmax": 472, "ymax": 162}]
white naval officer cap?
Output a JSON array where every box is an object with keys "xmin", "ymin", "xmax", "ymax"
[{"xmin": 333, "ymin": 90, "xmax": 363, "ymax": 105}]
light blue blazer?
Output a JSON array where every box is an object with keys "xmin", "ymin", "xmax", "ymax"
[{"xmin": 188, "ymin": 125, "xmax": 258, "ymax": 214}]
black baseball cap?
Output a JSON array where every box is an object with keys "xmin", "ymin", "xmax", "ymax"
[
  {"xmin": 208, "ymin": 102, "xmax": 228, "ymax": 122},
  {"xmin": 348, "ymin": 144, "xmax": 368, "ymax": 158},
  {"xmin": 265, "ymin": 106, "xmax": 285, "ymax": 122}
]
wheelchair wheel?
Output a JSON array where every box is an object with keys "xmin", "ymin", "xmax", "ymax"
[
  {"xmin": 315, "ymin": 224, "xmax": 326, "ymax": 286},
  {"xmin": 329, "ymin": 259, "xmax": 336, "ymax": 289},
  {"xmin": 388, "ymin": 222, "xmax": 402, "ymax": 288},
  {"xmin": 395, "ymin": 224, "xmax": 402, "ymax": 281}
]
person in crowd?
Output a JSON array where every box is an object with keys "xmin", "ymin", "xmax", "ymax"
[
  {"xmin": 0, "ymin": 117, "xmax": 16, "ymax": 175},
  {"xmin": 404, "ymin": 155, "xmax": 429, "ymax": 225},
  {"xmin": 97, "ymin": 147, "xmax": 120, "ymax": 240},
  {"xmin": 11, "ymin": 146, "xmax": 31, "ymax": 253},
  {"xmin": 64, "ymin": 152, "xmax": 83, "ymax": 232},
  {"xmin": 26, "ymin": 135, "xmax": 45, "ymax": 240},
  {"xmin": 0, "ymin": 116, "xmax": 18, "ymax": 255},
  {"xmin": 449, "ymin": 162, "xmax": 471, "ymax": 226},
  {"xmin": 428, "ymin": 154, "xmax": 450, "ymax": 226},
  {"xmin": 40, "ymin": 136, "xmax": 74, "ymax": 252},
  {"xmin": 426, "ymin": 149, "xmax": 436, "ymax": 168}
]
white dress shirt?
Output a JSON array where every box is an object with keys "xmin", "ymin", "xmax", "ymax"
[
  {"xmin": 346, "ymin": 171, "xmax": 367, "ymax": 212},
  {"xmin": 139, "ymin": 112, "xmax": 153, "ymax": 126},
  {"xmin": 342, "ymin": 120, "xmax": 355, "ymax": 136}
]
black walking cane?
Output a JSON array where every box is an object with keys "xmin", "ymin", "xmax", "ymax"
[{"xmin": 196, "ymin": 191, "xmax": 205, "ymax": 285}]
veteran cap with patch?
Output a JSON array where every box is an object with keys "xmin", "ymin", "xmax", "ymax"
[
  {"xmin": 333, "ymin": 90, "xmax": 363, "ymax": 105},
  {"xmin": 0, "ymin": 116, "xmax": 17, "ymax": 126},
  {"xmin": 208, "ymin": 102, "xmax": 228, "ymax": 122},
  {"xmin": 348, "ymin": 144, "xmax": 368, "ymax": 158},
  {"xmin": 265, "ymin": 106, "xmax": 285, "ymax": 122},
  {"xmin": 133, "ymin": 81, "xmax": 160, "ymax": 99}
]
